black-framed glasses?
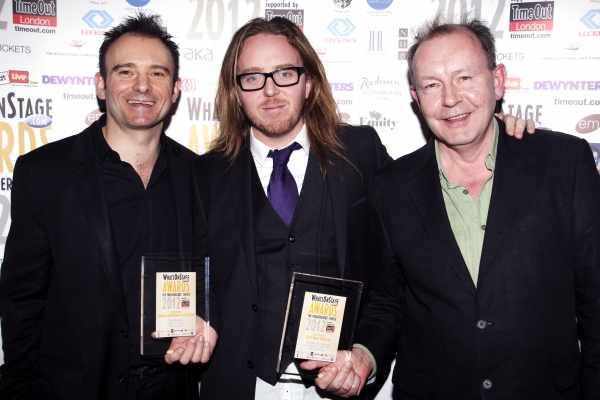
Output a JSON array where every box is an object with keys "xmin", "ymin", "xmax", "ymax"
[{"xmin": 236, "ymin": 67, "xmax": 306, "ymax": 91}]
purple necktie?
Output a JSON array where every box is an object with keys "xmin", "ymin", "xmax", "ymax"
[{"xmin": 267, "ymin": 142, "xmax": 302, "ymax": 226}]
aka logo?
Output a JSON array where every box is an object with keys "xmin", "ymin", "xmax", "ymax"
[
  {"xmin": 184, "ymin": 48, "xmax": 214, "ymax": 61},
  {"xmin": 505, "ymin": 78, "xmax": 521, "ymax": 90}
]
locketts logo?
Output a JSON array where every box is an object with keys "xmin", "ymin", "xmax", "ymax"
[{"xmin": 13, "ymin": 0, "xmax": 57, "ymax": 27}]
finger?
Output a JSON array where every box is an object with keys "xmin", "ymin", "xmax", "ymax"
[
  {"xmin": 315, "ymin": 365, "xmax": 337, "ymax": 390},
  {"xmin": 191, "ymin": 335, "xmax": 206, "ymax": 363},
  {"xmin": 165, "ymin": 346, "xmax": 185, "ymax": 364},
  {"xmin": 178, "ymin": 335, "xmax": 200, "ymax": 365},
  {"xmin": 504, "ymin": 115, "xmax": 516, "ymax": 136},
  {"xmin": 200, "ymin": 339, "xmax": 213, "ymax": 363},
  {"xmin": 300, "ymin": 360, "xmax": 330, "ymax": 371},
  {"xmin": 349, "ymin": 373, "xmax": 362, "ymax": 398},
  {"xmin": 514, "ymin": 118, "xmax": 526, "ymax": 139},
  {"xmin": 526, "ymin": 119, "xmax": 536, "ymax": 133},
  {"xmin": 328, "ymin": 362, "xmax": 353, "ymax": 395}
]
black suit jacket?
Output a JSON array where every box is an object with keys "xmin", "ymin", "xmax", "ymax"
[
  {"xmin": 0, "ymin": 117, "xmax": 199, "ymax": 400},
  {"xmin": 194, "ymin": 125, "xmax": 391, "ymax": 399},
  {"xmin": 356, "ymin": 119, "xmax": 600, "ymax": 399}
]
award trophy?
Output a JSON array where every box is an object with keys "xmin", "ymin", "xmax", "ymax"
[
  {"xmin": 140, "ymin": 255, "xmax": 200, "ymax": 356},
  {"xmin": 277, "ymin": 272, "xmax": 363, "ymax": 378}
]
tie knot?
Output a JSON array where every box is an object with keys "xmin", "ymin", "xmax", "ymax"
[{"xmin": 268, "ymin": 142, "xmax": 302, "ymax": 166}]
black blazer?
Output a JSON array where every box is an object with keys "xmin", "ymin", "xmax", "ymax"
[
  {"xmin": 194, "ymin": 125, "xmax": 391, "ymax": 399},
  {"xmin": 0, "ymin": 118, "xmax": 199, "ymax": 400},
  {"xmin": 356, "ymin": 119, "xmax": 600, "ymax": 399}
]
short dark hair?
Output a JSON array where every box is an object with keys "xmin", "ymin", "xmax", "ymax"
[
  {"xmin": 98, "ymin": 12, "xmax": 180, "ymax": 85},
  {"xmin": 407, "ymin": 14, "xmax": 496, "ymax": 85}
]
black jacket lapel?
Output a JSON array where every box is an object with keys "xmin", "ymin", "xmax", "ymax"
[{"xmin": 407, "ymin": 141, "xmax": 477, "ymax": 296}]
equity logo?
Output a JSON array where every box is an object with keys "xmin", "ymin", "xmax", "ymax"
[
  {"xmin": 576, "ymin": 114, "xmax": 600, "ymax": 133},
  {"xmin": 359, "ymin": 111, "xmax": 397, "ymax": 130},
  {"xmin": 509, "ymin": 2, "xmax": 554, "ymax": 32},
  {"xmin": 327, "ymin": 19, "xmax": 355, "ymax": 36},
  {"xmin": 82, "ymin": 10, "xmax": 113, "ymax": 29},
  {"xmin": 13, "ymin": 0, "xmax": 57, "ymax": 27}
]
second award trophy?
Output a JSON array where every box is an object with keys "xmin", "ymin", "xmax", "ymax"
[{"xmin": 277, "ymin": 272, "xmax": 363, "ymax": 378}]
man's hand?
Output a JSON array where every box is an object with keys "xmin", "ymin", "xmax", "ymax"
[
  {"xmin": 300, "ymin": 347, "xmax": 373, "ymax": 398},
  {"xmin": 158, "ymin": 316, "xmax": 217, "ymax": 365},
  {"xmin": 496, "ymin": 113, "xmax": 536, "ymax": 139}
]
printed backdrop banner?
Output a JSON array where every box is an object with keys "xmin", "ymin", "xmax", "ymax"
[{"xmin": 1, "ymin": 0, "xmax": 599, "ymax": 395}]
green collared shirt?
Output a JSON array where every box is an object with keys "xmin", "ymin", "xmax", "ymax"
[{"xmin": 435, "ymin": 119, "xmax": 499, "ymax": 287}]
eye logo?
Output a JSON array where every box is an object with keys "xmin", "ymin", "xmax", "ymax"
[
  {"xmin": 82, "ymin": 10, "xmax": 114, "ymax": 29},
  {"xmin": 327, "ymin": 19, "xmax": 356, "ymax": 36}
]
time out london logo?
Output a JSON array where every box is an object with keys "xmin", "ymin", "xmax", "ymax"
[{"xmin": 509, "ymin": 2, "xmax": 554, "ymax": 32}]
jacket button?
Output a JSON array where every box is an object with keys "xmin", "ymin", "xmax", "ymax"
[
  {"xmin": 288, "ymin": 264, "xmax": 295, "ymax": 271},
  {"xmin": 252, "ymin": 304, "xmax": 258, "ymax": 312},
  {"xmin": 118, "ymin": 375, "xmax": 127, "ymax": 383},
  {"xmin": 482, "ymin": 379, "xmax": 492, "ymax": 389},
  {"xmin": 247, "ymin": 360, "xmax": 254, "ymax": 369},
  {"xmin": 476, "ymin": 320, "xmax": 487, "ymax": 329},
  {"xmin": 289, "ymin": 236, "xmax": 296, "ymax": 243},
  {"xmin": 283, "ymin": 345, "xmax": 291, "ymax": 352},
  {"xmin": 289, "ymin": 319, "xmax": 296, "ymax": 326},
  {"xmin": 121, "ymin": 330, "xmax": 128, "ymax": 338}
]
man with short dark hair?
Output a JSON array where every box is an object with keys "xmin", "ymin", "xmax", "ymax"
[
  {"xmin": 306, "ymin": 15, "xmax": 600, "ymax": 399},
  {"xmin": 0, "ymin": 13, "xmax": 215, "ymax": 400}
]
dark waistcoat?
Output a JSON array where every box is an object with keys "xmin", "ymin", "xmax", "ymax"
[{"xmin": 251, "ymin": 153, "xmax": 338, "ymax": 384}]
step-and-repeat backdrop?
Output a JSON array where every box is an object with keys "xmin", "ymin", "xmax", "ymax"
[{"xmin": 1, "ymin": 0, "xmax": 599, "ymax": 395}]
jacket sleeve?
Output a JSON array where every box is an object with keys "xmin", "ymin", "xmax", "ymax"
[
  {"xmin": 572, "ymin": 138, "xmax": 600, "ymax": 398},
  {"xmin": 0, "ymin": 156, "xmax": 52, "ymax": 399},
  {"xmin": 192, "ymin": 160, "xmax": 221, "ymax": 336},
  {"xmin": 353, "ymin": 172, "xmax": 404, "ymax": 372}
]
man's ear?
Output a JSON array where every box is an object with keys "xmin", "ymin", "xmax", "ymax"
[
  {"xmin": 304, "ymin": 73, "xmax": 312, "ymax": 100},
  {"xmin": 410, "ymin": 85, "xmax": 420, "ymax": 109},
  {"xmin": 493, "ymin": 64, "xmax": 507, "ymax": 101},
  {"xmin": 172, "ymin": 78, "xmax": 182, "ymax": 103},
  {"xmin": 95, "ymin": 72, "xmax": 106, "ymax": 100}
]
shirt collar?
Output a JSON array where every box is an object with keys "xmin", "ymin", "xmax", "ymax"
[
  {"xmin": 435, "ymin": 118, "xmax": 499, "ymax": 187},
  {"xmin": 93, "ymin": 115, "xmax": 170, "ymax": 165},
  {"xmin": 249, "ymin": 124, "xmax": 310, "ymax": 167}
]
